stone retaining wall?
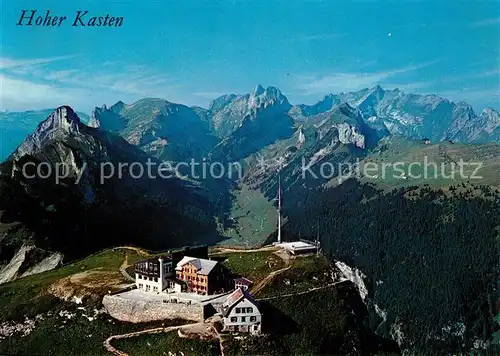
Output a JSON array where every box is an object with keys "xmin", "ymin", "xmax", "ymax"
[{"xmin": 102, "ymin": 294, "xmax": 204, "ymax": 323}]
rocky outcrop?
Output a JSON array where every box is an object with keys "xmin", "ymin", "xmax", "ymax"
[
  {"xmin": 0, "ymin": 244, "xmax": 62, "ymax": 284},
  {"xmin": 336, "ymin": 123, "xmax": 366, "ymax": 149},
  {"xmin": 334, "ymin": 260, "xmax": 369, "ymax": 301},
  {"xmin": 19, "ymin": 251, "xmax": 63, "ymax": 278}
]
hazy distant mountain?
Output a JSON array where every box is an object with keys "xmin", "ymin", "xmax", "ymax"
[
  {"xmin": 446, "ymin": 107, "xmax": 500, "ymax": 142},
  {"xmin": 290, "ymin": 85, "xmax": 500, "ymax": 144}
]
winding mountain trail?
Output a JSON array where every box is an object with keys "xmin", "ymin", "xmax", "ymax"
[
  {"xmin": 256, "ymin": 280, "xmax": 350, "ymax": 301},
  {"xmin": 118, "ymin": 254, "xmax": 135, "ymax": 282},
  {"xmin": 103, "ymin": 322, "xmax": 223, "ymax": 356},
  {"xmin": 250, "ymin": 266, "xmax": 291, "ymax": 296},
  {"xmin": 113, "ymin": 246, "xmax": 150, "ymax": 257},
  {"xmin": 103, "ymin": 323, "xmax": 201, "ymax": 356},
  {"xmin": 210, "ymin": 245, "xmax": 277, "ymax": 255}
]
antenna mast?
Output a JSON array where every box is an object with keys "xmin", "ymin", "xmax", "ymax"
[
  {"xmin": 316, "ymin": 218, "xmax": 320, "ymax": 255},
  {"xmin": 277, "ymin": 171, "xmax": 282, "ymax": 244}
]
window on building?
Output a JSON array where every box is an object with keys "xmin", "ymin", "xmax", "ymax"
[
  {"xmin": 235, "ymin": 308, "xmax": 241, "ymax": 314},
  {"xmin": 153, "ymin": 286, "xmax": 158, "ymax": 292},
  {"xmin": 138, "ymin": 275, "xmax": 142, "ymax": 279},
  {"xmin": 246, "ymin": 307, "xmax": 253, "ymax": 313},
  {"xmin": 154, "ymin": 277, "xmax": 158, "ymax": 282},
  {"xmin": 139, "ymin": 284, "xmax": 143, "ymax": 289},
  {"xmin": 241, "ymin": 316, "xmax": 246, "ymax": 322},
  {"xmin": 230, "ymin": 317, "xmax": 237, "ymax": 322},
  {"xmin": 250, "ymin": 316, "xmax": 256, "ymax": 322}
]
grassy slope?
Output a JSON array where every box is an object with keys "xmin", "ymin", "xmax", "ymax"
[
  {"xmin": 223, "ymin": 253, "xmax": 351, "ymax": 355},
  {"xmin": 0, "ymin": 247, "xmax": 206, "ymax": 356},
  {"xmin": 256, "ymin": 254, "xmax": 332, "ymax": 298},
  {"xmin": 0, "ymin": 314, "xmax": 187, "ymax": 356},
  {"xmin": 1, "ymin": 249, "xmax": 399, "ymax": 355},
  {"xmin": 0, "ymin": 248, "xmax": 146, "ymax": 322},
  {"xmin": 220, "ymin": 250, "xmax": 285, "ymax": 282},
  {"xmin": 223, "ymin": 285, "xmax": 347, "ymax": 356},
  {"xmin": 115, "ymin": 332, "xmax": 220, "ymax": 356},
  {"xmin": 221, "ymin": 251, "xmax": 399, "ymax": 355},
  {"xmin": 221, "ymin": 183, "xmax": 277, "ymax": 247},
  {"xmin": 357, "ymin": 137, "xmax": 500, "ymax": 188}
]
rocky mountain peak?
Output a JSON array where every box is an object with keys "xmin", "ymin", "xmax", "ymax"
[
  {"xmin": 480, "ymin": 108, "xmax": 500, "ymax": 132},
  {"xmin": 370, "ymin": 85, "xmax": 385, "ymax": 99},
  {"xmin": 35, "ymin": 106, "xmax": 82, "ymax": 135},
  {"xmin": 248, "ymin": 85, "xmax": 291, "ymax": 111},
  {"xmin": 209, "ymin": 94, "xmax": 238, "ymax": 113},
  {"xmin": 110, "ymin": 100, "xmax": 126, "ymax": 113},
  {"xmin": 481, "ymin": 107, "xmax": 500, "ymax": 118},
  {"xmin": 253, "ymin": 84, "xmax": 265, "ymax": 96},
  {"xmin": 11, "ymin": 106, "xmax": 84, "ymax": 159},
  {"xmin": 88, "ymin": 110, "xmax": 101, "ymax": 128}
]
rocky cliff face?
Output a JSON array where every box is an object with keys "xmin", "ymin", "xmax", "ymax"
[
  {"xmin": 336, "ymin": 123, "xmax": 366, "ymax": 148},
  {"xmin": 210, "ymin": 86, "xmax": 295, "ymax": 162},
  {"xmin": 0, "ymin": 109, "xmax": 90, "ymax": 162},
  {"xmin": 0, "ymin": 244, "xmax": 63, "ymax": 284},
  {"xmin": 11, "ymin": 106, "xmax": 83, "ymax": 160},
  {"xmin": 210, "ymin": 85, "xmax": 292, "ymax": 140}
]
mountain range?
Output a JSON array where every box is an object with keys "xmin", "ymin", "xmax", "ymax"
[
  {"xmin": 291, "ymin": 85, "xmax": 500, "ymax": 143},
  {"xmin": 2, "ymin": 85, "xmax": 498, "ymax": 163},
  {"xmin": 0, "ymin": 85, "xmax": 499, "ymax": 354}
]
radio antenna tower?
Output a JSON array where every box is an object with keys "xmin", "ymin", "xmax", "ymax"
[{"xmin": 277, "ymin": 170, "xmax": 282, "ymax": 244}]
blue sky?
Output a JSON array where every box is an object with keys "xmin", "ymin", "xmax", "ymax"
[{"xmin": 1, "ymin": 0, "xmax": 499, "ymax": 113}]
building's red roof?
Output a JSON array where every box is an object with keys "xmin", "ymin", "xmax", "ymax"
[
  {"xmin": 223, "ymin": 287, "xmax": 258, "ymax": 317},
  {"xmin": 233, "ymin": 277, "xmax": 253, "ymax": 286},
  {"xmin": 225, "ymin": 288, "xmax": 244, "ymax": 308}
]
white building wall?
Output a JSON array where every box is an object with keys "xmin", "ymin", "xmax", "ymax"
[
  {"xmin": 224, "ymin": 298, "xmax": 262, "ymax": 333},
  {"xmin": 135, "ymin": 258, "xmax": 174, "ymax": 294},
  {"xmin": 136, "ymin": 274, "xmax": 162, "ymax": 293}
]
